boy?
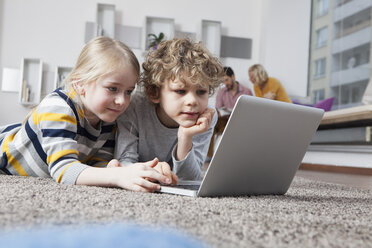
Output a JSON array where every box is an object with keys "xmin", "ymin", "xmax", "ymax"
[{"xmin": 114, "ymin": 38, "xmax": 224, "ymax": 183}]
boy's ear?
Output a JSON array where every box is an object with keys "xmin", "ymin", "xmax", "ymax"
[
  {"xmin": 150, "ymin": 95, "xmax": 160, "ymax": 104},
  {"xmin": 147, "ymin": 87, "xmax": 160, "ymax": 103}
]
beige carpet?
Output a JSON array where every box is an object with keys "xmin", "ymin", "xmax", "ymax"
[{"xmin": 0, "ymin": 174, "xmax": 371, "ymax": 247}]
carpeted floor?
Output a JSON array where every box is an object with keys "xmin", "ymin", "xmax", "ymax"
[{"xmin": 0, "ymin": 174, "xmax": 371, "ymax": 247}]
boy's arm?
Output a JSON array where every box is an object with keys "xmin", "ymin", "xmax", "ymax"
[
  {"xmin": 176, "ymin": 108, "xmax": 215, "ymax": 159},
  {"xmin": 172, "ymin": 109, "xmax": 217, "ymax": 180}
]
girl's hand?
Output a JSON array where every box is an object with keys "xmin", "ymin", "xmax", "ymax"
[
  {"xmin": 178, "ymin": 107, "xmax": 215, "ymax": 138},
  {"xmin": 153, "ymin": 161, "xmax": 178, "ymax": 185},
  {"xmin": 108, "ymin": 158, "xmax": 178, "ymax": 185},
  {"xmin": 112, "ymin": 158, "xmax": 171, "ymax": 192}
]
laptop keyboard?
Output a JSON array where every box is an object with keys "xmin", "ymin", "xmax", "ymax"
[{"xmin": 170, "ymin": 184, "xmax": 200, "ymax": 190}]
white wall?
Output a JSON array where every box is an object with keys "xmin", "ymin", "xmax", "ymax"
[
  {"xmin": 0, "ymin": 0, "xmax": 310, "ymax": 125},
  {"xmin": 260, "ymin": 0, "xmax": 311, "ymax": 98}
]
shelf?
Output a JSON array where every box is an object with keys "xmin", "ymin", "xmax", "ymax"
[
  {"xmin": 201, "ymin": 20, "xmax": 222, "ymax": 57},
  {"xmin": 19, "ymin": 58, "xmax": 43, "ymax": 106},
  {"xmin": 54, "ymin": 66, "xmax": 72, "ymax": 89},
  {"xmin": 97, "ymin": 3, "xmax": 115, "ymax": 38},
  {"xmin": 145, "ymin": 16, "xmax": 175, "ymax": 50}
]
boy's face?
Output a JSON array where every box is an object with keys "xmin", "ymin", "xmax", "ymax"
[
  {"xmin": 77, "ymin": 66, "xmax": 137, "ymax": 127},
  {"xmin": 152, "ymin": 77, "xmax": 209, "ymax": 128}
]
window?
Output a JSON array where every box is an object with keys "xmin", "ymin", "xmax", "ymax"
[
  {"xmin": 314, "ymin": 58, "xmax": 326, "ymax": 78},
  {"xmin": 334, "ymin": 0, "xmax": 352, "ymax": 7},
  {"xmin": 312, "ymin": 89, "xmax": 325, "ymax": 103},
  {"xmin": 309, "ymin": 1, "xmax": 372, "ymax": 110},
  {"xmin": 331, "ymin": 81, "xmax": 369, "ymax": 107},
  {"xmin": 316, "ymin": 27, "xmax": 328, "ymax": 48},
  {"xmin": 317, "ymin": 0, "xmax": 329, "ymax": 17}
]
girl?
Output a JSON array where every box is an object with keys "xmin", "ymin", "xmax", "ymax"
[{"xmin": 0, "ymin": 37, "xmax": 170, "ymax": 192}]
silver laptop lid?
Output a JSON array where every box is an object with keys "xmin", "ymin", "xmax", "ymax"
[{"xmin": 197, "ymin": 95, "xmax": 324, "ymax": 197}]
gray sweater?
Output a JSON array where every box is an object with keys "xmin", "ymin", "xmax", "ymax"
[{"xmin": 115, "ymin": 92, "xmax": 217, "ymax": 180}]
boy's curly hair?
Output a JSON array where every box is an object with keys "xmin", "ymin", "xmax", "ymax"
[{"xmin": 141, "ymin": 38, "xmax": 224, "ymax": 100}]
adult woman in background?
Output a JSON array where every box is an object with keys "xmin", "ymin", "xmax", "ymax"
[{"xmin": 248, "ymin": 64, "xmax": 292, "ymax": 103}]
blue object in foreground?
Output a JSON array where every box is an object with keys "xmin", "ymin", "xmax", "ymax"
[{"xmin": 0, "ymin": 223, "xmax": 206, "ymax": 248}]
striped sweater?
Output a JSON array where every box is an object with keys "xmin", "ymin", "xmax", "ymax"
[{"xmin": 0, "ymin": 88, "xmax": 116, "ymax": 184}]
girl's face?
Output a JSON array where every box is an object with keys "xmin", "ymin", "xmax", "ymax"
[
  {"xmin": 77, "ymin": 66, "xmax": 137, "ymax": 127},
  {"xmin": 152, "ymin": 77, "xmax": 209, "ymax": 128}
]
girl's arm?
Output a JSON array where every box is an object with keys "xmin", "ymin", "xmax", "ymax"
[{"xmin": 76, "ymin": 158, "xmax": 171, "ymax": 192}]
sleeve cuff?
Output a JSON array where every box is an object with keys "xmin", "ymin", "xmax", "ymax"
[{"xmin": 59, "ymin": 163, "xmax": 90, "ymax": 185}]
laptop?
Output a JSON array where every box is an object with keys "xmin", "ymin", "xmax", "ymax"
[{"xmin": 159, "ymin": 95, "xmax": 324, "ymax": 197}]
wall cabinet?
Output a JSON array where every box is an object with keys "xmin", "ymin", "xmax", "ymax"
[
  {"xmin": 201, "ymin": 20, "xmax": 222, "ymax": 57},
  {"xmin": 85, "ymin": 3, "xmax": 115, "ymax": 43},
  {"xmin": 145, "ymin": 17, "xmax": 175, "ymax": 50},
  {"xmin": 97, "ymin": 3, "xmax": 115, "ymax": 38},
  {"xmin": 84, "ymin": 8, "xmax": 251, "ymax": 60},
  {"xmin": 55, "ymin": 66, "xmax": 72, "ymax": 89},
  {"xmin": 19, "ymin": 58, "xmax": 43, "ymax": 106},
  {"xmin": 12, "ymin": 9, "xmax": 251, "ymax": 109}
]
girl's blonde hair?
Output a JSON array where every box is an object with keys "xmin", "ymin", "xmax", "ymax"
[
  {"xmin": 141, "ymin": 38, "xmax": 224, "ymax": 100},
  {"xmin": 64, "ymin": 36, "xmax": 140, "ymax": 92},
  {"xmin": 248, "ymin": 64, "xmax": 268, "ymax": 86}
]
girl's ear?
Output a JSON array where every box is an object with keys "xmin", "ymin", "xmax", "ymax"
[{"xmin": 73, "ymin": 82, "xmax": 85, "ymax": 96}]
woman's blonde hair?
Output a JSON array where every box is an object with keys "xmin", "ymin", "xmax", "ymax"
[
  {"xmin": 141, "ymin": 38, "xmax": 224, "ymax": 100},
  {"xmin": 248, "ymin": 64, "xmax": 268, "ymax": 86},
  {"xmin": 64, "ymin": 36, "xmax": 140, "ymax": 92}
]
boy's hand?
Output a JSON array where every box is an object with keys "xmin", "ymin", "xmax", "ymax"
[
  {"xmin": 179, "ymin": 107, "xmax": 215, "ymax": 138},
  {"xmin": 176, "ymin": 108, "xmax": 215, "ymax": 161},
  {"xmin": 110, "ymin": 158, "xmax": 172, "ymax": 192},
  {"xmin": 107, "ymin": 159, "xmax": 121, "ymax": 168},
  {"xmin": 153, "ymin": 161, "xmax": 178, "ymax": 185}
]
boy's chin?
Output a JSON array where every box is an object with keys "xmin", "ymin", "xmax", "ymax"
[{"xmin": 179, "ymin": 120, "xmax": 197, "ymax": 128}]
